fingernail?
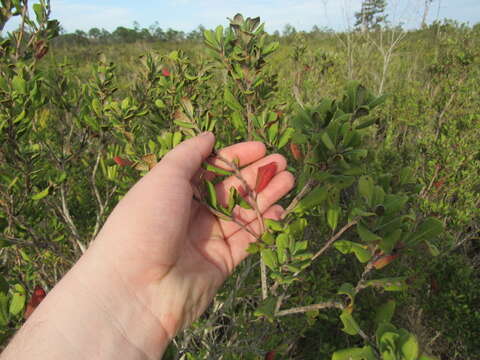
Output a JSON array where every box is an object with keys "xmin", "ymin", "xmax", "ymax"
[{"xmin": 200, "ymin": 131, "xmax": 213, "ymax": 138}]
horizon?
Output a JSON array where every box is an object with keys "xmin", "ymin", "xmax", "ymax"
[{"xmin": 2, "ymin": 0, "xmax": 480, "ymax": 35}]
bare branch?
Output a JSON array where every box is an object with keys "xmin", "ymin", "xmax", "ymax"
[{"xmin": 275, "ymin": 300, "xmax": 344, "ymax": 317}]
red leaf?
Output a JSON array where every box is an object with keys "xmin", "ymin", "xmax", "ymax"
[
  {"xmin": 289, "ymin": 142, "xmax": 303, "ymax": 161},
  {"xmin": 265, "ymin": 351, "xmax": 276, "ymax": 360},
  {"xmin": 372, "ymin": 254, "xmax": 400, "ymax": 270},
  {"xmin": 433, "ymin": 177, "xmax": 446, "ymax": 190},
  {"xmin": 113, "ymin": 156, "xmax": 133, "ymax": 167},
  {"xmin": 162, "ymin": 68, "xmax": 171, "ymax": 77},
  {"xmin": 24, "ymin": 286, "xmax": 47, "ymax": 320},
  {"xmin": 255, "ymin": 162, "xmax": 277, "ymax": 193}
]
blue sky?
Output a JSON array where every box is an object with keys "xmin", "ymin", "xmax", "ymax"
[{"xmin": 4, "ymin": 0, "xmax": 480, "ymax": 33}]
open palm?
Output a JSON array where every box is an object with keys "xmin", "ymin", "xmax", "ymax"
[{"xmin": 91, "ymin": 133, "xmax": 294, "ymax": 339}]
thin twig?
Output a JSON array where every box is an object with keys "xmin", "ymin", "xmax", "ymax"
[
  {"xmin": 271, "ymin": 220, "xmax": 358, "ymax": 294},
  {"xmin": 282, "ymin": 179, "xmax": 316, "ymax": 218},
  {"xmin": 312, "ymin": 220, "xmax": 358, "ymax": 262},
  {"xmin": 275, "ymin": 301, "xmax": 344, "ymax": 317},
  {"xmin": 15, "ymin": 0, "xmax": 28, "ymax": 60},
  {"xmin": 419, "ymin": 164, "xmax": 440, "ymax": 198},
  {"xmin": 60, "ymin": 183, "xmax": 85, "ymax": 254},
  {"xmin": 210, "ymin": 152, "xmax": 269, "ymax": 299}
]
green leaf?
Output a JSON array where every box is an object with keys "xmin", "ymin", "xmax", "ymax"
[
  {"xmin": 202, "ymin": 162, "xmax": 233, "ymax": 176},
  {"xmin": 293, "ymin": 185, "xmax": 328, "ymax": 213},
  {"xmin": 355, "ymin": 118, "xmax": 376, "ymax": 129},
  {"xmin": 172, "ymin": 132, "xmax": 182, "ymax": 147},
  {"xmin": 254, "ymin": 296, "xmax": 277, "ymax": 321},
  {"xmin": 320, "ymin": 132, "xmax": 336, "ymax": 152},
  {"xmin": 262, "ymin": 232, "xmax": 275, "ymax": 245},
  {"xmin": 265, "ymin": 219, "xmax": 283, "ymax": 232},
  {"xmin": 384, "ymin": 194, "xmax": 408, "ymax": 215},
  {"xmin": 0, "ymin": 277, "xmax": 8, "ymax": 294},
  {"xmin": 224, "ymin": 88, "xmax": 242, "ymax": 112},
  {"xmin": 379, "ymin": 229, "xmax": 402, "ymax": 254},
  {"xmin": 33, "ymin": 3, "xmax": 45, "ymax": 22},
  {"xmin": 399, "ymin": 331, "xmax": 419, "ymax": 360},
  {"xmin": 261, "ymin": 249, "xmax": 278, "ymax": 270},
  {"xmin": 407, "ymin": 217, "xmax": 443, "ymax": 245},
  {"xmin": 276, "ymin": 233, "xmax": 290, "ymax": 249},
  {"xmin": 231, "ymin": 111, "xmax": 246, "ymax": 133},
  {"xmin": 357, "ymin": 223, "xmax": 382, "ymax": 243},
  {"xmin": 277, "ymin": 127, "xmax": 294, "ymax": 148},
  {"xmin": 91, "ymin": 98, "xmax": 102, "ymax": 116},
  {"xmin": 215, "ymin": 25, "xmax": 223, "ymax": 45},
  {"xmin": 340, "ymin": 310, "xmax": 361, "ymax": 335},
  {"xmin": 332, "ymin": 346, "xmax": 376, "ymax": 360},
  {"xmin": 363, "ymin": 277, "xmax": 407, "ymax": 291},
  {"xmin": 419, "ymin": 354, "xmax": 439, "ymax": 360},
  {"xmin": 0, "ymin": 292, "xmax": 9, "ymax": 326},
  {"xmin": 376, "ymin": 323, "xmax": 398, "ymax": 345},
  {"xmin": 12, "ymin": 76, "xmax": 26, "ymax": 94},
  {"xmin": 227, "ymin": 187, "xmax": 236, "ymax": 212},
  {"xmin": 262, "ymin": 41, "xmax": 279, "ymax": 56},
  {"xmin": 375, "ymin": 300, "xmax": 396, "ymax": 325},
  {"xmin": 237, "ymin": 196, "xmax": 252, "ymax": 209},
  {"xmin": 31, "ymin": 187, "xmax": 49, "ymax": 201},
  {"xmin": 425, "ymin": 240, "xmax": 440, "ymax": 256},
  {"xmin": 9, "ymin": 284, "xmax": 26, "ymax": 316},
  {"xmin": 268, "ymin": 122, "xmax": 279, "ymax": 144},
  {"xmin": 180, "ymin": 97, "xmax": 194, "ymax": 117},
  {"xmin": 358, "ymin": 176, "xmax": 374, "ymax": 204},
  {"xmin": 204, "ymin": 29, "xmax": 220, "ymax": 49},
  {"xmin": 174, "ymin": 120, "xmax": 196, "ymax": 129},
  {"xmin": 155, "ymin": 99, "xmax": 166, "ymax": 108},
  {"xmin": 246, "ymin": 242, "xmax": 260, "ymax": 254},
  {"xmin": 337, "ymin": 283, "xmax": 356, "ymax": 304},
  {"xmin": 276, "ymin": 233, "xmax": 289, "ymax": 263},
  {"xmin": 334, "ymin": 240, "xmax": 372, "ymax": 263},
  {"xmin": 327, "ymin": 206, "xmax": 341, "ymax": 231},
  {"xmin": 367, "ymin": 94, "xmax": 387, "ymax": 109},
  {"xmin": 205, "ymin": 180, "xmax": 218, "ymax": 209}
]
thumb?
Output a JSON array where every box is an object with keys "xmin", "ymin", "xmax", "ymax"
[{"xmin": 156, "ymin": 132, "xmax": 215, "ymax": 179}]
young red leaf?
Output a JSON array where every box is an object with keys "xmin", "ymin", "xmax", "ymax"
[
  {"xmin": 289, "ymin": 142, "xmax": 303, "ymax": 161},
  {"xmin": 162, "ymin": 68, "xmax": 171, "ymax": 77},
  {"xmin": 255, "ymin": 162, "xmax": 277, "ymax": 193},
  {"xmin": 265, "ymin": 351, "xmax": 276, "ymax": 360},
  {"xmin": 113, "ymin": 156, "xmax": 133, "ymax": 167},
  {"xmin": 24, "ymin": 286, "xmax": 46, "ymax": 320},
  {"xmin": 372, "ymin": 253, "xmax": 400, "ymax": 270}
]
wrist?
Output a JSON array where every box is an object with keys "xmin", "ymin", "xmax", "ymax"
[{"xmin": 3, "ymin": 248, "xmax": 170, "ymax": 360}]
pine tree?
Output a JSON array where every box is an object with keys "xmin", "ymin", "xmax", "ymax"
[{"xmin": 354, "ymin": 0, "xmax": 388, "ymax": 32}]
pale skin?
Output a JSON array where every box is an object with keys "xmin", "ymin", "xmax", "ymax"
[{"xmin": 1, "ymin": 132, "xmax": 294, "ymax": 359}]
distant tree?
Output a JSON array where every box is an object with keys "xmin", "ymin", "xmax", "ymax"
[
  {"xmin": 165, "ymin": 28, "xmax": 185, "ymax": 42},
  {"xmin": 74, "ymin": 29, "xmax": 87, "ymax": 37},
  {"xmin": 149, "ymin": 22, "xmax": 166, "ymax": 41},
  {"xmin": 354, "ymin": 0, "xmax": 388, "ymax": 32},
  {"xmin": 88, "ymin": 27, "xmax": 101, "ymax": 39},
  {"xmin": 187, "ymin": 25, "xmax": 205, "ymax": 41},
  {"xmin": 282, "ymin": 23, "xmax": 297, "ymax": 37},
  {"xmin": 100, "ymin": 28, "xmax": 110, "ymax": 41},
  {"xmin": 112, "ymin": 26, "xmax": 139, "ymax": 43}
]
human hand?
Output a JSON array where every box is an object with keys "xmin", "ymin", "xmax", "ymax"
[
  {"xmin": 95, "ymin": 132, "xmax": 293, "ymax": 331},
  {"xmin": 1, "ymin": 132, "xmax": 294, "ymax": 360}
]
